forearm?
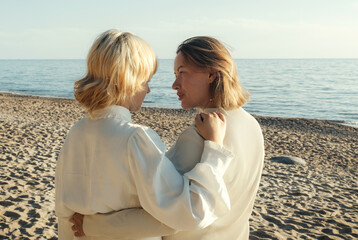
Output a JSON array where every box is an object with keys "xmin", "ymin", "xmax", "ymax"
[
  {"xmin": 83, "ymin": 208, "xmax": 177, "ymax": 239},
  {"xmin": 130, "ymin": 128, "xmax": 234, "ymax": 231},
  {"xmin": 135, "ymin": 141, "xmax": 233, "ymax": 230}
]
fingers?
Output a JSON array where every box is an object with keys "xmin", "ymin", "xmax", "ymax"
[
  {"xmin": 195, "ymin": 112, "xmax": 225, "ymax": 131},
  {"xmin": 69, "ymin": 213, "xmax": 86, "ymax": 237},
  {"xmin": 215, "ymin": 112, "xmax": 225, "ymax": 122},
  {"xmin": 74, "ymin": 231, "xmax": 84, "ymax": 237},
  {"xmin": 71, "ymin": 224, "xmax": 83, "ymax": 237},
  {"xmin": 196, "ymin": 112, "xmax": 223, "ymax": 122},
  {"xmin": 194, "ymin": 111, "xmax": 226, "ymax": 144},
  {"xmin": 195, "ymin": 113, "xmax": 206, "ymax": 127},
  {"xmin": 195, "ymin": 113, "xmax": 202, "ymax": 122}
]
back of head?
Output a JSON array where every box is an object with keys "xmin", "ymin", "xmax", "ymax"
[
  {"xmin": 74, "ymin": 29, "xmax": 157, "ymax": 116},
  {"xmin": 177, "ymin": 36, "xmax": 249, "ymax": 109}
]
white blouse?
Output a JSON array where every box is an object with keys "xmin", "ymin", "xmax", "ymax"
[
  {"xmin": 82, "ymin": 107, "xmax": 265, "ymax": 240},
  {"xmin": 55, "ymin": 105, "xmax": 234, "ymax": 240}
]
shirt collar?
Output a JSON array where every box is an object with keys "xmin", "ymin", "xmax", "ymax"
[
  {"xmin": 203, "ymin": 108, "xmax": 219, "ymax": 113},
  {"xmin": 91, "ymin": 105, "xmax": 132, "ymax": 122},
  {"xmin": 203, "ymin": 108, "xmax": 230, "ymax": 115}
]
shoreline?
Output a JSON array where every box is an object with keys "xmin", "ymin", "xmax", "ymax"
[
  {"xmin": 0, "ymin": 92, "xmax": 357, "ymax": 239},
  {"xmin": 1, "ymin": 91, "xmax": 356, "ymax": 128}
]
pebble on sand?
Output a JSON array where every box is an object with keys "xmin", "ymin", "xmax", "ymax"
[{"xmin": 268, "ymin": 156, "xmax": 306, "ymax": 165}]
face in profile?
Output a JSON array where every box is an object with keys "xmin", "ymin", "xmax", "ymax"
[{"xmin": 172, "ymin": 52, "xmax": 215, "ymax": 109}]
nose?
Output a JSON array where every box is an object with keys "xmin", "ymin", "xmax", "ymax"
[{"xmin": 172, "ymin": 77, "xmax": 180, "ymax": 90}]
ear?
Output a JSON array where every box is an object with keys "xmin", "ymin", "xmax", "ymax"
[{"xmin": 208, "ymin": 72, "xmax": 217, "ymax": 84}]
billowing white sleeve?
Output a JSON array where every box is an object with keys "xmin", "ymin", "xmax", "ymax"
[
  {"xmin": 127, "ymin": 126, "xmax": 233, "ymax": 231},
  {"xmin": 83, "ymin": 208, "xmax": 177, "ymax": 239}
]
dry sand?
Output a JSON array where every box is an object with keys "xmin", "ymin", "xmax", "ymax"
[{"xmin": 0, "ymin": 92, "xmax": 357, "ymax": 240}]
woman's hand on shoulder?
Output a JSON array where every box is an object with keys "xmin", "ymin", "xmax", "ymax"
[{"xmin": 195, "ymin": 112, "xmax": 226, "ymax": 146}]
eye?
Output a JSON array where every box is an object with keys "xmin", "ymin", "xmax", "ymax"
[{"xmin": 174, "ymin": 72, "xmax": 182, "ymax": 78}]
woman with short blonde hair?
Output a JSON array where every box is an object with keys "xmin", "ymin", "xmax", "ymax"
[{"xmin": 74, "ymin": 30, "xmax": 157, "ymax": 116}]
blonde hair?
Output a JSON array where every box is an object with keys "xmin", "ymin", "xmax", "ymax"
[
  {"xmin": 74, "ymin": 29, "xmax": 157, "ymax": 116},
  {"xmin": 177, "ymin": 36, "xmax": 249, "ymax": 110}
]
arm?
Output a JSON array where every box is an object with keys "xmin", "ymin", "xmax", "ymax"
[
  {"xmin": 81, "ymin": 127, "xmax": 206, "ymax": 239},
  {"xmin": 127, "ymin": 127, "xmax": 232, "ymax": 231},
  {"xmin": 126, "ymin": 112, "xmax": 232, "ymax": 231},
  {"xmin": 76, "ymin": 112, "xmax": 233, "ymax": 237},
  {"xmin": 83, "ymin": 208, "xmax": 177, "ymax": 239}
]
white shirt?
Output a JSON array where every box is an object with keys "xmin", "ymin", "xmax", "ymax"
[
  {"xmin": 82, "ymin": 107, "xmax": 264, "ymax": 240},
  {"xmin": 55, "ymin": 105, "xmax": 234, "ymax": 240}
]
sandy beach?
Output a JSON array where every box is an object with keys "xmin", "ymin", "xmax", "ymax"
[{"xmin": 0, "ymin": 92, "xmax": 357, "ymax": 239}]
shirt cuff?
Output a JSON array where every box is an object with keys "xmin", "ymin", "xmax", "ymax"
[{"xmin": 200, "ymin": 141, "xmax": 234, "ymax": 176}]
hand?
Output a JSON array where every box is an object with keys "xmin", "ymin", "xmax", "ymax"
[
  {"xmin": 69, "ymin": 212, "xmax": 85, "ymax": 237},
  {"xmin": 195, "ymin": 112, "xmax": 226, "ymax": 145}
]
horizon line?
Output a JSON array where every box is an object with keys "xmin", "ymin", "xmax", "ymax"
[{"xmin": 1, "ymin": 57, "xmax": 358, "ymax": 60}]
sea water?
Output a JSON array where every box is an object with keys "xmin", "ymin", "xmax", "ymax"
[{"xmin": 0, "ymin": 59, "xmax": 357, "ymax": 127}]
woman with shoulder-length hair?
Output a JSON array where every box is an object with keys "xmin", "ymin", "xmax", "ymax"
[
  {"xmin": 70, "ymin": 35, "xmax": 264, "ymax": 240},
  {"xmin": 55, "ymin": 30, "xmax": 235, "ymax": 240}
]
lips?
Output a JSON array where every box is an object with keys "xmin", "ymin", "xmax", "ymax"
[{"xmin": 177, "ymin": 92, "xmax": 184, "ymax": 100}]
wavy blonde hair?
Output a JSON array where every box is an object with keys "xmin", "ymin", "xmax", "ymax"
[
  {"xmin": 177, "ymin": 36, "xmax": 249, "ymax": 110},
  {"xmin": 74, "ymin": 29, "xmax": 157, "ymax": 116}
]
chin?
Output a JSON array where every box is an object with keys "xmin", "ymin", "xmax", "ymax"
[
  {"xmin": 181, "ymin": 103, "xmax": 195, "ymax": 110},
  {"xmin": 181, "ymin": 102, "xmax": 189, "ymax": 109}
]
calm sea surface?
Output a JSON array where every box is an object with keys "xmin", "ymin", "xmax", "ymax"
[{"xmin": 0, "ymin": 59, "xmax": 357, "ymax": 127}]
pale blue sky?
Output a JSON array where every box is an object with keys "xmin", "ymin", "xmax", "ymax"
[{"xmin": 1, "ymin": 0, "xmax": 357, "ymax": 59}]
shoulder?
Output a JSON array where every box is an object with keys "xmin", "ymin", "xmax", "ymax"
[
  {"xmin": 129, "ymin": 122, "xmax": 160, "ymax": 139},
  {"xmin": 128, "ymin": 123, "xmax": 166, "ymax": 151},
  {"xmin": 173, "ymin": 124, "xmax": 204, "ymax": 156},
  {"xmin": 69, "ymin": 117, "xmax": 87, "ymax": 130},
  {"xmin": 225, "ymin": 108, "xmax": 264, "ymax": 141},
  {"xmin": 65, "ymin": 118, "xmax": 88, "ymax": 138},
  {"xmin": 227, "ymin": 108, "xmax": 260, "ymax": 127},
  {"xmin": 179, "ymin": 125, "xmax": 204, "ymax": 143}
]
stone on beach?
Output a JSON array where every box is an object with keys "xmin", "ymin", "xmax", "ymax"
[{"xmin": 268, "ymin": 156, "xmax": 306, "ymax": 165}]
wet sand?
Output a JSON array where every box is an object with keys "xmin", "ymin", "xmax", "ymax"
[{"xmin": 0, "ymin": 92, "xmax": 357, "ymax": 239}]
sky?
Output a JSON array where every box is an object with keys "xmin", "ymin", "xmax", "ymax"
[{"xmin": 1, "ymin": 0, "xmax": 358, "ymax": 59}]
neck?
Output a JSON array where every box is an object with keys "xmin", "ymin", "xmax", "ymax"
[
  {"xmin": 204, "ymin": 98, "xmax": 217, "ymax": 109},
  {"xmin": 198, "ymin": 99, "xmax": 218, "ymax": 111}
]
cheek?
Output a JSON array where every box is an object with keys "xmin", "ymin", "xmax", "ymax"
[
  {"xmin": 140, "ymin": 91, "xmax": 147, "ymax": 100},
  {"xmin": 189, "ymin": 79, "xmax": 208, "ymax": 94},
  {"xmin": 182, "ymin": 77, "xmax": 196, "ymax": 91}
]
